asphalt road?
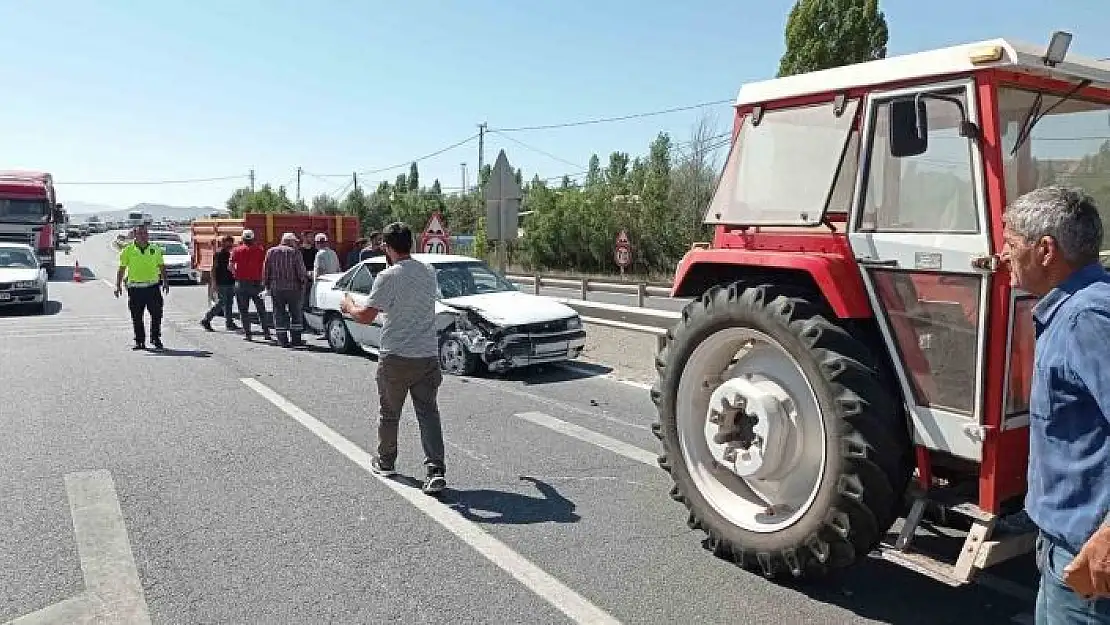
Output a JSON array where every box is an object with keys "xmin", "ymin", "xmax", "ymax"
[{"xmin": 0, "ymin": 233, "xmax": 1040, "ymax": 624}]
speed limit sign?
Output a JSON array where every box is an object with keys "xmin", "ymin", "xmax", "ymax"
[{"xmin": 420, "ymin": 212, "xmax": 451, "ymax": 255}]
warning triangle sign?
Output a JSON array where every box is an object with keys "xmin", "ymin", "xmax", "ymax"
[
  {"xmin": 615, "ymin": 229, "xmax": 630, "ymax": 245},
  {"xmin": 424, "ymin": 212, "xmax": 448, "ymax": 236}
]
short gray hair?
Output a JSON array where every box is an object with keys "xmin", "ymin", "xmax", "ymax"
[{"xmin": 1004, "ymin": 186, "xmax": 1103, "ymax": 265}]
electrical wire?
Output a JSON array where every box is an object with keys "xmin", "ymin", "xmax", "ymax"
[
  {"xmin": 489, "ymin": 131, "xmax": 584, "ymax": 170},
  {"xmin": 490, "ymin": 99, "xmax": 733, "ymax": 133},
  {"xmin": 55, "ymin": 174, "xmax": 248, "ymax": 185}
]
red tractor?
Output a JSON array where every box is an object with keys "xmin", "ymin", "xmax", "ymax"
[{"xmin": 653, "ymin": 33, "xmax": 1110, "ymax": 586}]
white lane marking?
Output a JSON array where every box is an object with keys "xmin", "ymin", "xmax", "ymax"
[
  {"xmin": 515, "ymin": 412, "xmax": 657, "ymax": 467},
  {"xmin": 8, "ymin": 470, "xmax": 155, "ymax": 625},
  {"xmin": 65, "ymin": 470, "xmax": 152, "ymax": 625},
  {"xmin": 5, "ymin": 594, "xmax": 96, "ymax": 625},
  {"xmin": 464, "ymin": 376, "xmax": 650, "ymax": 432},
  {"xmin": 239, "ymin": 377, "xmax": 623, "ymax": 625},
  {"xmin": 556, "ymin": 363, "xmax": 653, "ymax": 391},
  {"xmin": 101, "ymin": 279, "xmax": 114, "ymax": 288}
]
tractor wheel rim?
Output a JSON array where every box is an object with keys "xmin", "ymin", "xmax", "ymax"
[{"xmin": 675, "ymin": 327, "xmax": 827, "ymax": 533}]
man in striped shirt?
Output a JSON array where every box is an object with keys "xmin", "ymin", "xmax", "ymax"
[{"xmin": 263, "ymin": 232, "xmax": 310, "ymax": 348}]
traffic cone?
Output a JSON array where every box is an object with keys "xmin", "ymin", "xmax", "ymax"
[{"xmin": 73, "ymin": 260, "xmax": 83, "ymax": 283}]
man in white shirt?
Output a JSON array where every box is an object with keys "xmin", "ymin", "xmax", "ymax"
[
  {"xmin": 311, "ymin": 233, "xmax": 341, "ymax": 278},
  {"xmin": 340, "ymin": 222, "xmax": 446, "ymax": 495}
]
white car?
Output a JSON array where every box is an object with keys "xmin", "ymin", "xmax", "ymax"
[
  {"xmin": 0, "ymin": 243, "xmax": 49, "ymax": 314},
  {"xmin": 153, "ymin": 240, "xmax": 200, "ymax": 284},
  {"xmin": 305, "ymin": 253, "xmax": 586, "ymax": 375},
  {"xmin": 148, "ymin": 230, "xmax": 183, "ymax": 243}
]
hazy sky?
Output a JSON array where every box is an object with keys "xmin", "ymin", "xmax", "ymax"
[{"xmin": 1, "ymin": 0, "xmax": 1107, "ymax": 211}]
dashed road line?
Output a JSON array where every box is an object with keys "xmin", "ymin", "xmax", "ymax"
[{"xmin": 240, "ymin": 377, "xmax": 624, "ymax": 625}]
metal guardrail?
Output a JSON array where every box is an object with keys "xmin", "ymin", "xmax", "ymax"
[
  {"xmin": 553, "ymin": 298, "xmax": 679, "ymax": 352},
  {"xmin": 507, "ymin": 273, "xmax": 673, "ymax": 308}
]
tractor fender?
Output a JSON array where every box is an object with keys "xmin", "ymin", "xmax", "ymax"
[{"xmin": 672, "ymin": 247, "xmax": 872, "ymax": 319}]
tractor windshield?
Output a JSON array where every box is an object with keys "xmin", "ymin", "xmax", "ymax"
[{"xmin": 998, "ymin": 87, "xmax": 1110, "ymax": 253}]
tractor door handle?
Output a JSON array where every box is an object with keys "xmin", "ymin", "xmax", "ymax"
[{"xmin": 856, "ymin": 258, "xmax": 899, "ymax": 268}]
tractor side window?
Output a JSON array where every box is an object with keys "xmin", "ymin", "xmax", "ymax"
[
  {"xmin": 1004, "ymin": 295, "xmax": 1036, "ymax": 418},
  {"xmin": 860, "ymin": 92, "xmax": 980, "ymax": 234},
  {"xmin": 869, "ymin": 270, "xmax": 981, "ymax": 416},
  {"xmin": 705, "ymin": 98, "xmax": 860, "ymax": 226}
]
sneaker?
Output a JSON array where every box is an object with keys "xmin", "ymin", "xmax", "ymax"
[
  {"xmin": 151, "ymin": 338, "xmax": 164, "ymax": 350},
  {"xmin": 370, "ymin": 457, "xmax": 396, "ymax": 477},
  {"xmin": 200, "ymin": 319, "xmax": 214, "ymax": 332},
  {"xmin": 132, "ymin": 341, "xmax": 145, "ymax": 351},
  {"xmin": 422, "ymin": 470, "xmax": 446, "ymax": 495}
]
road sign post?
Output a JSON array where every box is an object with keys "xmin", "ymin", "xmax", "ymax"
[
  {"xmin": 614, "ymin": 229, "xmax": 632, "ymax": 277},
  {"xmin": 420, "ymin": 211, "xmax": 451, "ymax": 255},
  {"xmin": 483, "ymin": 150, "xmax": 522, "ymax": 272}
]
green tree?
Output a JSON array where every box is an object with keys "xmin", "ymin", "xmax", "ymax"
[
  {"xmin": 777, "ymin": 0, "xmax": 888, "ymax": 77},
  {"xmin": 311, "ymin": 193, "xmax": 340, "ymax": 215},
  {"xmin": 408, "ymin": 162, "xmax": 420, "ymax": 192}
]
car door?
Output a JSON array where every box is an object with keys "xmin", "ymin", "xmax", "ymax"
[
  {"xmin": 341, "ymin": 265, "xmax": 376, "ymax": 346},
  {"xmin": 358, "ymin": 260, "xmax": 387, "ymax": 347}
]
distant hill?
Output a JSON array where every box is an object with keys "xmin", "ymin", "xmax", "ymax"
[{"xmin": 66, "ymin": 202, "xmax": 218, "ymax": 222}]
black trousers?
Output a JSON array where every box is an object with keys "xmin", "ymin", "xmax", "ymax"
[{"xmin": 127, "ymin": 285, "xmax": 163, "ymax": 343}]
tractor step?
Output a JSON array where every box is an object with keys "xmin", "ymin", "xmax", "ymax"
[{"xmin": 879, "ymin": 495, "xmax": 1038, "ymax": 586}]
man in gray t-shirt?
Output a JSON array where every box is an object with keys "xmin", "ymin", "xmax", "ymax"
[{"xmin": 341, "ymin": 222, "xmax": 446, "ymax": 495}]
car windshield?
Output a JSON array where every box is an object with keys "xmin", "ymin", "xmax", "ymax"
[
  {"xmin": 434, "ymin": 261, "xmax": 517, "ymax": 298},
  {"xmin": 0, "ymin": 248, "xmax": 37, "ymax": 268},
  {"xmin": 0, "ymin": 198, "xmax": 48, "ymax": 223},
  {"xmin": 150, "ymin": 232, "xmax": 179, "ymax": 241},
  {"xmin": 157, "ymin": 242, "xmax": 189, "ymax": 255}
]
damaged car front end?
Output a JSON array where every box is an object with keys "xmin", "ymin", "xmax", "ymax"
[{"xmin": 440, "ymin": 304, "xmax": 586, "ymax": 376}]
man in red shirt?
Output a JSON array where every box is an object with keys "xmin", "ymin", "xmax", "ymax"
[{"xmin": 229, "ymin": 229, "xmax": 272, "ymax": 341}]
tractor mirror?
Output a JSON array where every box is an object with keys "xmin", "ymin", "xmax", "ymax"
[{"xmin": 890, "ymin": 98, "xmax": 928, "ymax": 158}]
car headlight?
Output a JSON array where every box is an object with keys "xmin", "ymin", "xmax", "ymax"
[
  {"xmin": 566, "ymin": 316, "xmax": 582, "ymax": 330},
  {"xmin": 14, "ymin": 280, "xmax": 38, "ymax": 289}
]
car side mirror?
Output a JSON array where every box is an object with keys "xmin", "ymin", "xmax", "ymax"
[{"xmin": 890, "ymin": 98, "xmax": 928, "ymax": 158}]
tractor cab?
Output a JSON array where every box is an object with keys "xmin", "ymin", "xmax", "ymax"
[{"xmin": 655, "ymin": 34, "xmax": 1110, "ymax": 586}]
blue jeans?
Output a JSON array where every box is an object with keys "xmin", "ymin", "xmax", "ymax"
[{"xmin": 1036, "ymin": 533, "xmax": 1110, "ymax": 624}]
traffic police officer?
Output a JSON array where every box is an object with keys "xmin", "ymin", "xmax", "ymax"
[{"xmin": 114, "ymin": 225, "xmax": 169, "ymax": 350}]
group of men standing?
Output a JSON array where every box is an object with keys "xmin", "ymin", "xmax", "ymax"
[{"xmin": 198, "ymin": 228, "xmax": 350, "ymax": 347}]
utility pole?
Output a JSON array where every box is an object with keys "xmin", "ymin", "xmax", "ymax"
[
  {"xmin": 477, "ymin": 123, "xmax": 487, "ymax": 188},
  {"xmin": 249, "ymin": 169, "xmax": 255, "ymax": 192},
  {"xmin": 460, "ymin": 162, "xmax": 467, "ymax": 195},
  {"xmin": 352, "ymin": 172, "xmax": 359, "ymax": 193},
  {"xmin": 295, "ymin": 166, "xmax": 302, "ymax": 206}
]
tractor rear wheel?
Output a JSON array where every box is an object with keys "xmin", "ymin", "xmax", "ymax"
[{"xmin": 652, "ymin": 283, "xmax": 911, "ymax": 580}]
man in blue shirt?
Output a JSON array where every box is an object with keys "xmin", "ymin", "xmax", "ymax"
[{"xmin": 1002, "ymin": 186, "xmax": 1110, "ymax": 623}]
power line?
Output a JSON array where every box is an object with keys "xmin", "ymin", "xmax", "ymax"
[
  {"xmin": 312, "ymin": 133, "xmax": 480, "ymax": 178},
  {"xmin": 491, "ymin": 99, "xmax": 733, "ymax": 133},
  {"xmin": 55, "ymin": 174, "xmax": 248, "ymax": 185},
  {"xmin": 489, "ymin": 131, "xmax": 584, "ymax": 170}
]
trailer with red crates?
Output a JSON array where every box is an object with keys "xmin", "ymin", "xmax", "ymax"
[
  {"xmin": 0, "ymin": 171, "xmax": 64, "ymax": 278},
  {"xmin": 189, "ymin": 213, "xmax": 360, "ymax": 285}
]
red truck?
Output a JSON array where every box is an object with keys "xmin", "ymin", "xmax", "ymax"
[{"xmin": 0, "ymin": 171, "xmax": 63, "ymax": 278}]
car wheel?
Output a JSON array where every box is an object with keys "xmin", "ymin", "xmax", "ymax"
[
  {"xmin": 326, "ymin": 314, "xmax": 359, "ymax": 354},
  {"xmin": 440, "ymin": 335, "xmax": 478, "ymax": 376}
]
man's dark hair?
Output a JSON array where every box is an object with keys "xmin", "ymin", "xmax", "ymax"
[
  {"xmin": 369, "ymin": 230, "xmax": 382, "ymax": 240},
  {"xmin": 381, "ymin": 222, "xmax": 413, "ymax": 254}
]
